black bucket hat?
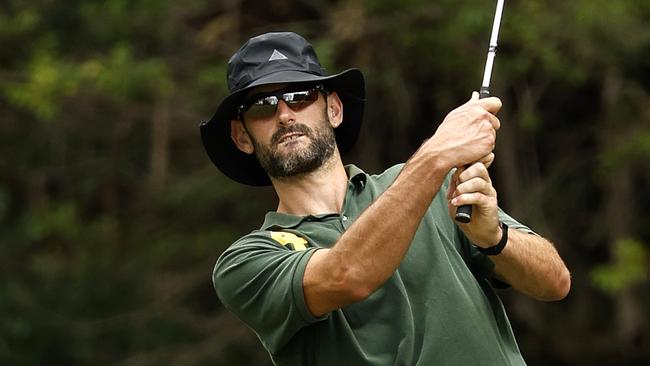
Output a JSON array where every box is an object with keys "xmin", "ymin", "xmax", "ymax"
[{"xmin": 200, "ymin": 32, "xmax": 365, "ymax": 186}]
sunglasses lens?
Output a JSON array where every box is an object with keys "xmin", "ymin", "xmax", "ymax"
[
  {"xmin": 243, "ymin": 95, "xmax": 278, "ymax": 120},
  {"xmin": 284, "ymin": 89, "xmax": 319, "ymax": 110},
  {"xmin": 241, "ymin": 86, "xmax": 322, "ymax": 120},
  {"xmin": 244, "ymin": 103, "xmax": 277, "ymax": 120}
]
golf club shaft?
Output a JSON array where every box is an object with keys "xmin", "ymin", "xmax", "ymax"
[{"xmin": 455, "ymin": 0, "xmax": 504, "ymax": 224}]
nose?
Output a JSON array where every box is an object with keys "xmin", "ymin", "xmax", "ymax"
[{"xmin": 276, "ymin": 100, "xmax": 295, "ymax": 126}]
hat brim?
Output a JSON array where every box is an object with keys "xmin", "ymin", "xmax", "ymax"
[{"xmin": 200, "ymin": 68, "xmax": 365, "ymax": 186}]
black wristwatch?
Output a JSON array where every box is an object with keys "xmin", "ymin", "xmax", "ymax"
[{"xmin": 475, "ymin": 222, "xmax": 508, "ymax": 256}]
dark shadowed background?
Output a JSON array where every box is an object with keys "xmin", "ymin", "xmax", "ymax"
[{"xmin": 1, "ymin": 0, "xmax": 649, "ymax": 365}]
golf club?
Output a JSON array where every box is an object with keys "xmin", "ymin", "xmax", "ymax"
[{"xmin": 455, "ymin": 0, "xmax": 505, "ymax": 224}]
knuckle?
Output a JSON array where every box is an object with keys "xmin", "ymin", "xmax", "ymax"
[
  {"xmin": 455, "ymin": 183, "xmax": 464, "ymax": 194},
  {"xmin": 486, "ymin": 195, "xmax": 495, "ymax": 205},
  {"xmin": 494, "ymin": 116, "xmax": 501, "ymax": 128}
]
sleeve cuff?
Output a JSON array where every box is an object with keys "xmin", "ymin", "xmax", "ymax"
[{"xmin": 291, "ymin": 248, "xmax": 329, "ymax": 324}]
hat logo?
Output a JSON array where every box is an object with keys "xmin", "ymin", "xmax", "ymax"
[{"xmin": 268, "ymin": 49, "xmax": 289, "ymax": 61}]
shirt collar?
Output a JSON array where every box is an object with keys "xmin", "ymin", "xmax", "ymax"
[
  {"xmin": 346, "ymin": 164, "xmax": 367, "ymax": 189},
  {"xmin": 260, "ymin": 164, "xmax": 368, "ymax": 230}
]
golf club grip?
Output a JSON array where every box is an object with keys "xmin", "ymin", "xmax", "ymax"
[
  {"xmin": 455, "ymin": 87, "xmax": 490, "ymax": 224},
  {"xmin": 479, "ymin": 87, "xmax": 490, "ymax": 99}
]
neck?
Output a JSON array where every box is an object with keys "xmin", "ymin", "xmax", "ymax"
[{"xmin": 270, "ymin": 151, "xmax": 348, "ymax": 216}]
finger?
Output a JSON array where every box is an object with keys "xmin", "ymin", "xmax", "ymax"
[
  {"xmin": 479, "ymin": 153, "xmax": 495, "ymax": 168},
  {"xmin": 458, "ymin": 162, "xmax": 491, "ymax": 185},
  {"xmin": 470, "ymin": 104, "xmax": 500, "ymax": 131},
  {"xmin": 451, "ymin": 192, "xmax": 495, "ymax": 208},
  {"xmin": 455, "ymin": 176, "xmax": 496, "ymax": 198},
  {"xmin": 487, "ymin": 112, "xmax": 500, "ymax": 131},
  {"xmin": 461, "ymin": 92, "xmax": 480, "ymax": 107},
  {"xmin": 476, "ymin": 96, "xmax": 502, "ymax": 114}
]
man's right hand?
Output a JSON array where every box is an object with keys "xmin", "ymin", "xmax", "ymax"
[{"xmin": 425, "ymin": 91, "xmax": 502, "ymax": 171}]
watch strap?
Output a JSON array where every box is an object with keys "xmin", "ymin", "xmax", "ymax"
[{"xmin": 475, "ymin": 221, "xmax": 508, "ymax": 256}]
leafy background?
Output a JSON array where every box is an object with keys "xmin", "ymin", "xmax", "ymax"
[{"xmin": 1, "ymin": 0, "xmax": 649, "ymax": 365}]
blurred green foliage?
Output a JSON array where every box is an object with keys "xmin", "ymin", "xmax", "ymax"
[
  {"xmin": 4, "ymin": 52, "xmax": 80, "ymax": 120},
  {"xmin": 591, "ymin": 239, "xmax": 648, "ymax": 294},
  {"xmin": 1, "ymin": 0, "xmax": 649, "ymax": 365}
]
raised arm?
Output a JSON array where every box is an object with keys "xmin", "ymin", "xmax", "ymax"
[
  {"xmin": 447, "ymin": 162, "xmax": 571, "ymax": 301},
  {"xmin": 303, "ymin": 93, "xmax": 502, "ymax": 316}
]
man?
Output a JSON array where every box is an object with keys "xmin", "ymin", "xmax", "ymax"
[{"xmin": 202, "ymin": 32, "xmax": 570, "ymax": 365}]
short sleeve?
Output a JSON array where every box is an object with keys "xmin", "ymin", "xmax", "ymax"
[
  {"xmin": 496, "ymin": 209, "xmax": 535, "ymax": 235},
  {"xmin": 212, "ymin": 231, "xmax": 326, "ymax": 354}
]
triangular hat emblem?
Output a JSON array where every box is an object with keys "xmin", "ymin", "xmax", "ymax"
[{"xmin": 268, "ymin": 49, "xmax": 289, "ymax": 61}]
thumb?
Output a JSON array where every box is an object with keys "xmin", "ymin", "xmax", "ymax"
[{"xmin": 461, "ymin": 92, "xmax": 479, "ymax": 107}]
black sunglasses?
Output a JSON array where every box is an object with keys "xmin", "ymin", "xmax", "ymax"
[{"xmin": 237, "ymin": 84, "xmax": 327, "ymax": 121}]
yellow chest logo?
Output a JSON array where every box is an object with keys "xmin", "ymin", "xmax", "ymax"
[{"xmin": 270, "ymin": 231, "xmax": 308, "ymax": 251}]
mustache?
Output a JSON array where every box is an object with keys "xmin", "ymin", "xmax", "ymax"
[{"xmin": 271, "ymin": 124, "xmax": 313, "ymax": 145}]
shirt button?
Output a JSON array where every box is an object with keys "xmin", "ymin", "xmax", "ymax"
[{"xmin": 342, "ymin": 215, "xmax": 348, "ymax": 221}]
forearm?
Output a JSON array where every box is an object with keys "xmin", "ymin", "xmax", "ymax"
[
  {"xmin": 304, "ymin": 93, "xmax": 502, "ymax": 316},
  {"xmin": 304, "ymin": 150, "xmax": 450, "ymax": 315},
  {"xmin": 490, "ymin": 228, "xmax": 571, "ymax": 301},
  {"xmin": 335, "ymin": 153, "xmax": 449, "ymax": 291}
]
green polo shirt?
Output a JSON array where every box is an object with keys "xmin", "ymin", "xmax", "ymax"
[{"xmin": 214, "ymin": 164, "xmax": 531, "ymax": 365}]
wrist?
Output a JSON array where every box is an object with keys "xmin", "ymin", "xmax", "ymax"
[
  {"xmin": 403, "ymin": 141, "xmax": 452, "ymax": 184},
  {"xmin": 475, "ymin": 221, "xmax": 508, "ymax": 256},
  {"xmin": 425, "ymin": 142, "xmax": 454, "ymax": 174}
]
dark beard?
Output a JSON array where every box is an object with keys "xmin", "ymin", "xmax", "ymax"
[{"xmin": 250, "ymin": 114, "xmax": 336, "ymax": 179}]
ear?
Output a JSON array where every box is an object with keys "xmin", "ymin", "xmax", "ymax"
[
  {"xmin": 326, "ymin": 92, "xmax": 343, "ymax": 128},
  {"xmin": 230, "ymin": 119, "xmax": 255, "ymax": 154}
]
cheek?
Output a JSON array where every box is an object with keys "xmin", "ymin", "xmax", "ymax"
[{"xmin": 247, "ymin": 121, "xmax": 276, "ymax": 145}]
